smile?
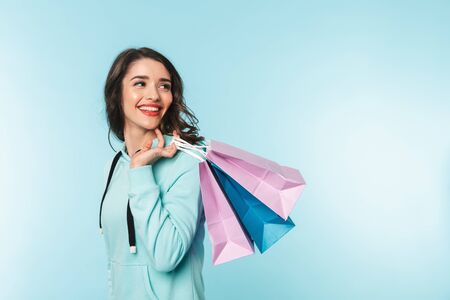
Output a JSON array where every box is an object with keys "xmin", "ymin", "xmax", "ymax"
[{"xmin": 139, "ymin": 107, "xmax": 161, "ymax": 117}]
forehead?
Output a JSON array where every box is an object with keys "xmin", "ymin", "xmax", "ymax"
[{"xmin": 125, "ymin": 58, "xmax": 170, "ymax": 79}]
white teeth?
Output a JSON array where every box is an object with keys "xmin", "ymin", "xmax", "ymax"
[{"xmin": 139, "ymin": 106, "xmax": 160, "ymax": 111}]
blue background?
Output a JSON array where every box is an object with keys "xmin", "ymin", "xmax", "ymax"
[{"xmin": 1, "ymin": 1, "xmax": 449, "ymax": 299}]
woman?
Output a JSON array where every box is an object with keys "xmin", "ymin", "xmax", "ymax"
[{"xmin": 99, "ymin": 47, "xmax": 206, "ymax": 300}]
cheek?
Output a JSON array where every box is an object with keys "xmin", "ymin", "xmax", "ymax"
[
  {"xmin": 122, "ymin": 90, "xmax": 142, "ymax": 109},
  {"xmin": 126, "ymin": 90, "xmax": 141, "ymax": 102}
]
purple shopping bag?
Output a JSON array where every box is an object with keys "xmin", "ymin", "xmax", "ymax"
[
  {"xmin": 205, "ymin": 139, "xmax": 306, "ymax": 220},
  {"xmin": 199, "ymin": 160, "xmax": 255, "ymax": 265}
]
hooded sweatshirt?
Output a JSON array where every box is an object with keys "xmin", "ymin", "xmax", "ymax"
[{"xmin": 100, "ymin": 133, "xmax": 206, "ymax": 300}]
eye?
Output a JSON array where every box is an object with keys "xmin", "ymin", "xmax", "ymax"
[
  {"xmin": 134, "ymin": 81, "xmax": 145, "ymax": 87},
  {"xmin": 160, "ymin": 84, "xmax": 171, "ymax": 90}
]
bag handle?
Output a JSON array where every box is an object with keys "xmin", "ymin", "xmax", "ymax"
[{"xmin": 172, "ymin": 136, "xmax": 210, "ymax": 162}]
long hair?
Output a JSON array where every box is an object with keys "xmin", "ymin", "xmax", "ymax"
[{"xmin": 104, "ymin": 47, "xmax": 205, "ymax": 151}]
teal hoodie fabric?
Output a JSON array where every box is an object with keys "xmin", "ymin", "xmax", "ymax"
[{"xmin": 100, "ymin": 134, "xmax": 206, "ymax": 300}]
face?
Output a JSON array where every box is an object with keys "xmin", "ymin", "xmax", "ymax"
[{"xmin": 121, "ymin": 58, "xmax": 173, "ymax": 133}]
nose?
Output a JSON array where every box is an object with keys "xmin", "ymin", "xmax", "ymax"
[{"xmin": 145, "ymin": 82, "xmax": 160, "ymax": 101}]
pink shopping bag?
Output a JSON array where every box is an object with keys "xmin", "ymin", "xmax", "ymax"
[
  {"xmin": 205, "ymin": 139, "xmax": 306, "ymax": 220},
  {"xmin": 199, "ymin": 160, "xmax": 255, "ymax": 265}
]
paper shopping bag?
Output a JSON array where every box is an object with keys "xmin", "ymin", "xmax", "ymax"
[
  {"xmin": 199, "ymin": 160, "xmax": 255, "ymax": 265},
  {"xmin": 207, "ymin": 160, "xmax": 295, "ymax": 254},
  {"xmin": 205, "ymin": 139, "xmax": 306, "ymax": 220}
]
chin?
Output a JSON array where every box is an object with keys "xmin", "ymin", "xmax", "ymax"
[
  {"xmin": 134, "ymin": 111, "xmax": 165, "ymax": 130},
  {"xmin": 140, "ymin": 122, "xmax": 160, "ymax": 130}
]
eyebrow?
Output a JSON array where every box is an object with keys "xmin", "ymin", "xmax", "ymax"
[{"xmin": 129, "ymin": 75, "xmax": 172, "ymax": 83}]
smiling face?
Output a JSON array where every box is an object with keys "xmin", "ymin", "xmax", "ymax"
[{"xmin": 121, "ymin": 58, "xmax": 173, "ymax": 134}]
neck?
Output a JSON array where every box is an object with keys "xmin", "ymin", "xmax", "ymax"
[{"xmin": 123, "ymin": 122, "xmax": 157, "ymax": 158}]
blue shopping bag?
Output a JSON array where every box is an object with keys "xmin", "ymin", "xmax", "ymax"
[{"xmin": 207, "ymin": 160, "xmax": 295, "ymax": 253}]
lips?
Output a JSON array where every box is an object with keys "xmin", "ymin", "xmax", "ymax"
[{"xmin": 138, "ymin": 104, "xmax": 162, "ymax": 117}]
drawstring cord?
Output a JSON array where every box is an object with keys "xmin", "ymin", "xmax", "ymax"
[
  {"xmin": 127, "ymin": 199, "xmax": 137, "ymax": 253},
  {"xmin": 99, "ymin": 151, "xmax": 122, "ymax": 235},
  {"xmin": 99, "ymin": 151, "xmax": 137, "ymax": 254}
]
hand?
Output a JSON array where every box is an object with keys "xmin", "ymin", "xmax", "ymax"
[{"xmin": 130, "ymin": 128, "xmax": 181, "ymax": 169}]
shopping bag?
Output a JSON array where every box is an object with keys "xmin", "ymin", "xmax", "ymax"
[
  {"xmin": 205, "ymin": 139, "xmax": 306, "ymax": 220},
  {"xmin": 207, "ymin": 160, "xmax": 295, "ymax": 254},
  {"xmin": 199, "ymin": 160, "xmax": 255, "ymax": 265}
]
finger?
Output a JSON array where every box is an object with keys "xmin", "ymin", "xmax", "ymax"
[
  {"xmin": 171, "ymin": 130, "xmax": 177, "ymax": 144},
  {"xmin": 165, "ymin": 147, "xmax": 177, "ymax": 157},
  {"xmin": 162, "ymin": 143, "xmax": 177, "ymax": 157},
  {"xmin": 144, "ymin": 132, "xmax": 154, "ymax": 149},
  {"xmin": 155, "ymin": 128, "xmax": 164, "ymax": 149},
  {"xmin": 171, "ymin": 143, "xmax": 178, "ymax": 155},
  {"xmin": 173, "ymin": 130, "xmax": 180, "ymax": 140},
  {"xmin": 131, "ymin": 148, "xmax": 142, "ymax": 158}
]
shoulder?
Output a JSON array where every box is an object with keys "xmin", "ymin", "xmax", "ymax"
[
  {"xmin": 163, "ymin": 139, "xmax": 203, "ymax": 191},
  {"xmin": 171, "ymin": 147, "xmax": 200, "ymax": 173}
]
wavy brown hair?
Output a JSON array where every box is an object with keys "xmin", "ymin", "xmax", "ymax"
[{"xmin": 104, "ymin": 47, "xmax": 205, "ymax": 151}]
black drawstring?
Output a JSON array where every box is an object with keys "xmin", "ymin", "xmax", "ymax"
[
  {"xmin": 99, "ymin": 151, "xmax": 137, "ymax": 254},
  {"xmin": 99, "ymin": 151, "xmax": 121, "ymax": 234},
  {"xmin": 127, "ymin": 198, "xmax": 137, "ymax": 253}
]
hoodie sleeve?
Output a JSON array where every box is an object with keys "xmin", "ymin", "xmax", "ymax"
[{"xmin": 127, "ymin": 158, "xmax": 202, "ymax": 272}]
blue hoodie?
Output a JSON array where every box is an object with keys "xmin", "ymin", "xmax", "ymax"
[{"xmin": 100, "ymin": 134, "xmax": 206, "ymax": 300}]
